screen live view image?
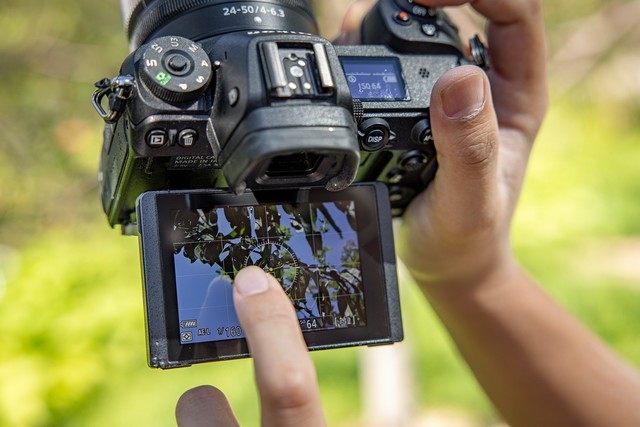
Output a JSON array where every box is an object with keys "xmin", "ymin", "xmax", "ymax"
[{"xmin": 171, "ymin": 201, "xmax": 367, "ymax": 344}]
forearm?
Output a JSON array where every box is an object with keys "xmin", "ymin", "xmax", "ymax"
[{"xmin": 419, "ymin": 259, "xmax": 640, "ymax": 427}]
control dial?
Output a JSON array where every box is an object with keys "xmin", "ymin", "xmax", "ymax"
[{"xmin": 139, "ymin": 36, "xmax": 213, "ymax": 103}]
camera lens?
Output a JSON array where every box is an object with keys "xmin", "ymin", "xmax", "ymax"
[{"xmin": 122, "ymin": 0, "xmax": 319, "ymax": 49}]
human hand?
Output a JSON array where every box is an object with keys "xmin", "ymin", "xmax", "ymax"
[
  {"xmin": 175, "ymin": 267, "xmax": 325, "ymax": 427},
  {"xmin": 336, "ymin": 0, "xmax": 547, "ymax": 288},
  {"xmin": 396, "ymin": 0, "xmax": 548, "ymax": 289}
]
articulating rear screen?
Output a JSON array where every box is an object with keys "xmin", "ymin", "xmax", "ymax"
[{"xmin": 171, "ymin": 200, "xmax": 367, "ymax": 345}]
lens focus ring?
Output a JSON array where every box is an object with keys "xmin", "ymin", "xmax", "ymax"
[{"xmin": 127, "ymin": 0, "xmax": 317, "ymax": 49}]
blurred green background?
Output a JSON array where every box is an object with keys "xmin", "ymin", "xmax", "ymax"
[{"xmin": 1, "ymin": 0, "xmax": 639, "ymax": 426}]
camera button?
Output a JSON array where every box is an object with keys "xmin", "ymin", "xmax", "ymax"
[
  {"xmin": 411, "ymin": 118, "xmax": 434, "ymax": 145},
  {"xmin": 178, "ymin": 129, "xmax": 198, "ymax": 148},
  {"xmin": 400, "ymin": 150, "xmax": 429, "ymax": 172},
  {"xmin": 166, "ymin": 53, "xmax": 191, "ymax": 76},
  {"xmin": 389, "ymin": 185, "xmax": 416, "ymax": 205},
  {"xmin": 387, "ymin": 168, "xmax": 406, "ymax": 184},
  {"xmin": 147, "ymin": 130, "xmax": 167, "ymax": 147},
  {"xmin": 228, "ymin": 88, "xmax": 240, "ymax": 107},
  {"xmin": 394, "ymin": 11, "xmax": 412, "ymax": 25},
  {"xmin": 358, "ymin": 118, "xmax": 393, "ymax": 152},
  {"xmin": 422, "ymin": 24, "xmax": 438, "ymax": 38}
]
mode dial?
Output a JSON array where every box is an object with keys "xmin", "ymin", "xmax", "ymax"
[{"xmin": 139, "ymin": 36, "xmax": 213, "ymax": 103}]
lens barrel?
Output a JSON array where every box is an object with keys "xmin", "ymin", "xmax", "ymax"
[{"xmin": 122, "ymin": 0, "xmax": 318, "ymax": 49}]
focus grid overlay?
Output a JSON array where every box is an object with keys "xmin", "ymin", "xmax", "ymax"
[{"xmin": 173, "ymin": 201, "xmax": 366, "ymax": 343}]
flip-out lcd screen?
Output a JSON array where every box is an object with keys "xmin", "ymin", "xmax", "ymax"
[
  {"xmin": 172, "ymin": 200, "xmax": 366, "ymax": 345},
  {"xmin": 137, "ymin": 184, "xmax": 402, "ymax": 368}
]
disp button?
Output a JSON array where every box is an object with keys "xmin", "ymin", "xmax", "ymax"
[{"xmin": 358, "ymin": 118, "xmax": 393, "ymax": 152}]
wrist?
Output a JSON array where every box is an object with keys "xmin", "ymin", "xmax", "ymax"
[
  {"xmin": 399, "ymin": 226, "xmax": 517, "ymax": 288},
  {"xmin": 409, "ymin": 249, "xmax": 522, "ymax": 303}
]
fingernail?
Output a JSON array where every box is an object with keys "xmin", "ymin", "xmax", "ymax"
[
  {"xmin": 235, "ymin": 267, "xmax": 269, "ymax": 296},
  {"xmin": 441, "ymin": 71, "xmax": 485, "ymax": 120}
]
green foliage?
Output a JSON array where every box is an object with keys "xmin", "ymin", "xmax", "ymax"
[
  {"xmin": 513, "ymin": 99, "xmax": 640, "ymax": 366},
  {"xmin": 0, "ymin": 223, "xmax": 368, "ymax": 426}
]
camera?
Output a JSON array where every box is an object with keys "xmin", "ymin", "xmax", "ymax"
[{"xmin": 93, "ymin": 0, "xmax": 487, "ymax": 368}]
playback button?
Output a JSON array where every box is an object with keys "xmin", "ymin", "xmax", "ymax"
[{"xmin": 146, "ymin": 129, "xmax": 167, "ymax": 147}]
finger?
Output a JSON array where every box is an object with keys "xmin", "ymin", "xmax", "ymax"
[
  {"xmin": 443, "ymin": 6, "xmax": 485, "ymax": 56},
  {"xmin": 335, "ymin": 1, "xmax": 481, "ymax": 48},
  {"xmin": 416, "ymin": 0, "xmax": 548, "ymax": 140},
  {"xmin": 426, "ymin": 65, "xmax": 500, "ymax": 234},
  {"xmin": 334, "ymin": 0, "xmax": 376, "ymax": 45},
  {"xmin": 176, "ymin": 385, "xmax": 240, "ymax": 427},
  {"xmin": 233, "ymin": 267, "xmax": 325, "ymax": 427},
  {"xmin": 416, "ymin": 0, "xmax": 540, "ymax": 26}
]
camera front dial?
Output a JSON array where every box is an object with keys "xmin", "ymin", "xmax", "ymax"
[{"xmin": 139, "ymin": 35, "xmax": 213, "ymax": 103}]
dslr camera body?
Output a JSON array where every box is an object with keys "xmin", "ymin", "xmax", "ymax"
[{"xmin": 93, "ymin": 0, "xmax": 487, "ymax": 368}]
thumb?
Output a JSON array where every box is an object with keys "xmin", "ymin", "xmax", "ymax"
[{"xmin": 428, "ymin": 65, "xmax": 500, "ymax": 231}]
